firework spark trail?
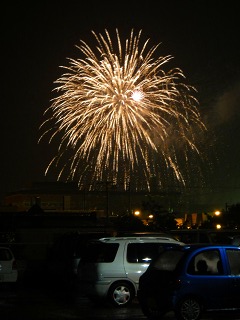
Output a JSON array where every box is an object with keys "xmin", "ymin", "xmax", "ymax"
[{"xmin": 39, "ymin": 29, "xmax": 207, "ymax": 191}]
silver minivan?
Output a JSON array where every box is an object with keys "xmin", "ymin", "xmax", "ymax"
[{"xmin": 77, "ymin": 236, "xmax": 184, "ymax": 306}]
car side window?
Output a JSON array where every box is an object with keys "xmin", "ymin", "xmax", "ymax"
[
  {"xmin": 226, "ymin": 249, "xmax": 240, "ymax": 275},
  {"xmin": 127, "ymin": 243, "xmax": 158, "ymax": 263},
  {"xmin": 188, "ymin": 249, "xmax": 221, "ymax": 275},
  {"xmin": 0, "ymin": 248, "xmax": 12, "ymax": 261},
  {"xmin": 127, "ymin": 243, "xmax": 171, "ymax": 263}
]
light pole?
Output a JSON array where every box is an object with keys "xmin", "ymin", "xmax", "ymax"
[
  {"xmin": 106, "ymin": 181, "xmax": 111, "ymax": 225},
  {"xmin": 128, "ymin": 182, "xmax": 131, "ymax": 216}
]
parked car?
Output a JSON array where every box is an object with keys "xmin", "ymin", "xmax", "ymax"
[
  {"xmin": 77, "ymin": 236, "xmax": 184, "ymax": 307},
  {"xmin": 44, "ymin": 231, "xmax": 112, "ymax": 286},
  {"xmin": 0, "ymin": 246, "xmax": 18, "ymax": 283},
  {"xmin": 137, "ymin": 243, "xmax": 240, "ymax": 320},
  {"xmin": 170, "ymin": 228, "xmax": 240, "ymax": 245}
]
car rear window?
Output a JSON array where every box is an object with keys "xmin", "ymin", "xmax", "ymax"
[
  {"xmin": 80, "ymin": 242, "xmax": 119, "ymax": 263},
  {"xmin": 151, "ymin": 250, "xmax": 185, "ymax": 271},
  {"xmin": 0, "ymin": 248, "xmax": 12, "ymax": 261}
]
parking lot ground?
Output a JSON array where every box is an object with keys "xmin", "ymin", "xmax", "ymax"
[{"xmin": 1, "ymin": 283, "xmax": 240, "ymax": 320}]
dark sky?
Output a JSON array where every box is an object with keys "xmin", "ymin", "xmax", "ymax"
[{"xmin": 1, "ymin": 1, "xmax": 240, "ymax": 212}]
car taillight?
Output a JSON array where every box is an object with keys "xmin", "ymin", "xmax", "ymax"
[{"xmin": 12, "ymin": 259, "xmax": 17, "ymax": 270}]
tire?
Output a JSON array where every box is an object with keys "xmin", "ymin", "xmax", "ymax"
[
  {"xmin": 108, "ymin": 281, "xmax": 134, "ymax": 307},
  {"xmin": 175, "ymin": 297, "xmax": 202, "ymax": 320}
]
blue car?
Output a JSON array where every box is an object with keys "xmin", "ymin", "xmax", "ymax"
[{"xmin": 137, "ymin": 244, "xmax": 240, "ymax": 320}]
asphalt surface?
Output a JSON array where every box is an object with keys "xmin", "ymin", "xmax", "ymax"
[
  {"xmin": 0, "ymin": 282, "xmax": 149, "ymax": 320},
  {"xmin": 1, "ymin": 281, "xmax": 240, "ymax": 320}
]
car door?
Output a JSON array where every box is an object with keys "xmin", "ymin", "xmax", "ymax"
[
  {"xmin": 123, "ymin": 242, "xmax": 153, "ymax": 285},
  {"xmin": 224, "ymin": 247, "xmax": 240, "ymax": 308},
  {"xmin": 185, "ymin": 248, "xmax": 231, "ymax": 309}
]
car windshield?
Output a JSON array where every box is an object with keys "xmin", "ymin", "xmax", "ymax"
[{"xmin": 151, "ymin": 249, "xmax": 185, "ymax": 271}]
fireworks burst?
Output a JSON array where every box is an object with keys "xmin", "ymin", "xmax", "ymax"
[{"xmin": 40, "ymin": 29, "xmax": 207, "ymax": 191}]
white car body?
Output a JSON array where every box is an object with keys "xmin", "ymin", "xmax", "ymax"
[
  {"xmin": 77, "ymin": 236, "xmax": 184, "ymax": 306},
  {"xmin": 0, "ymin": 247, "xmax": 18, "ymax": 283}
]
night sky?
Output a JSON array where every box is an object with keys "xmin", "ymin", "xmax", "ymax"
[{"xmin": 1, "ymin": 1, "xmax": 240, "ymax": 212}]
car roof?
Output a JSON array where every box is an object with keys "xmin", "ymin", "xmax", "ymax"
[
  {"xmin": 0, "ymin": 246, "xmax": 12, "ymax": 250},
  {"xmin": 116, "ymin": 231, "xmax": 175, "ymax": 237},
  {"xmin": 98, "ymin": 236, "xmax": 184, "ymax": 243}
]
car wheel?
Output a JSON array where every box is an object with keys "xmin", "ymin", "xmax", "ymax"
[
  {"xmin": 108, "ymin": 281, "xmax": 134, "ymax": 307},
  {"xmin": 175, "ymin": 297, "xmax": 202, "ymax": 320}
]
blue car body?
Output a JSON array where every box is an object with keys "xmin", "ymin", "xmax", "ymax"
[{"xmin": 138, "ymin": 244, "xmax": 240, "ymax": 320}]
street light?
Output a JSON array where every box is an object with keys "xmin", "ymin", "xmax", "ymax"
[
  {"xmin": 134, "ymin": 210, "xmax": 140, "ymax": 216},
  {"xmin": 214, "ymin": 210, "xmax": 222, "ymax": 229}
]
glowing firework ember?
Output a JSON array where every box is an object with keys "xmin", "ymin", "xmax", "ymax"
[{"xmin": 40, "ymin": 29, "xmax": 207, "ymax": 191}]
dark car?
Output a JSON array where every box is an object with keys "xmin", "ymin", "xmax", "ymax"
[
  {"xmin": 137, "ymin": 244, "xmax": 240, "ymax": 320},
  {"xmin": 43, "ymin": 231, "xmax": 112, "ymax": 286},
  {"xmin": 170, "ymin": 229, "xmax": 240, "ymax": 245}
]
